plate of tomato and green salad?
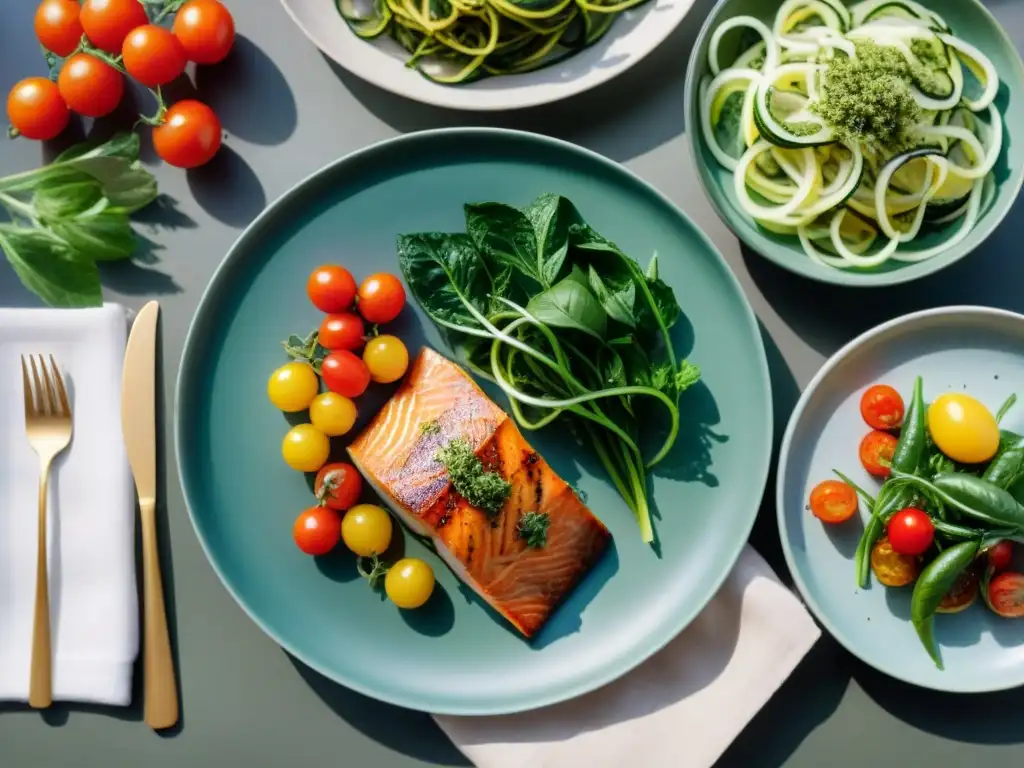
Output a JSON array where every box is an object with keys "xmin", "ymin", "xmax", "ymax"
[{"xmin": 778, "ymin": 306, "xmax": 1024, "ymax": 692}]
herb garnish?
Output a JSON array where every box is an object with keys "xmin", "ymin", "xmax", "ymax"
[
  {"xmin": 517, "ymin": 511, "xmax": 550, "ymax": 548},
  {"xmin": 435, "ymin": 438, "xmax": 511, "ymax": 517},
  {"xmin": 282, "ymin": 329, "xmax": 326, "ymax": 372},
  {"xmin": 420, "ymin": 419, "xmax": 441, "ymax": 436}
]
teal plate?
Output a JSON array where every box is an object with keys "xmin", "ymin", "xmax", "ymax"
[
  {"xmin": 778, "ymin": 307, "xmax": 1024, "ymax": 692},
  {"xmin": 175, "ymin": 129, "xmax": 773, "ymax": 715}
]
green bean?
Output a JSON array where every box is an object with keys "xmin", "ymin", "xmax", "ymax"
[
  {"xmin": 930, "ymin": 518, "xmax": 984, "ymax": 540},
  {"xmin": 911, "ymin": 541, "xmax": 980, "ymax": 670},
  {"xmin": 891, "ymin": 376, "xmax": 926, "ymax": 475},
  {"xmin": 996, "ymin": 394, "xmax": 1017, "ymax": 424},
  {"xmin": 982, "ymin": 430, "xmax": 1024, "ymax": 490}
]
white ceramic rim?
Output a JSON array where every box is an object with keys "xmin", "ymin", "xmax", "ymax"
[
  {"xmin": 278, "ymin": 0, "xmax": 699, "ymax": 110},
  {"xmin": 776, "ymin": 304, "xmax": 1024, "ymax": 693}
]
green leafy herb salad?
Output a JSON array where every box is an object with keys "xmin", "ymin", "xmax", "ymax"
[
  {"xmin": 397, "ymin": 193, "xmax": 700, "ymax": 544},
  {"xmin": 810, "ymin": 378, "xmax": 1024, "ymax": 670},
  {"xmin": 334, "ymin": 0, "xmax": 651, "ymax": 85},
  {"xmin": 700, "ymin": 0, "xmax": 1002, "ymax": 271}
]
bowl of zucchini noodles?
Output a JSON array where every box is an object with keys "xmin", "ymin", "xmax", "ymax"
[
  {"xmin": 280, "ymin": 0, "xmax": 699, "ymax": 110},
  {"xmin": 684, "ymin": 0, "xmax": 1024, "ymax": 286}
]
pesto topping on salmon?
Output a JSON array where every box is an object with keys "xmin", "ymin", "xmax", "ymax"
[{"xmin": 435, "ymin": 438, "xmax": 511, "ymax": 517}]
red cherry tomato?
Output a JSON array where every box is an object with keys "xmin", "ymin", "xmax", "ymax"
[
  {"xmin": 887, "ymin": 508, "xmax": 935, "ymax": 556},
  {"xmin": 988, "ymin": 540, "xmax": 1015, "ymax": 573},
  {"xmin": 79, "ymin": 0, "xmax": 148, "ymax": 54},
  {"xmin": 122, "ymin": 25, "xmax": 186, "ymax": 88},
  {"xmin": 293, "ymin": 506, "xmax": 341, "ymax": 556},
  {"xmin": 809, "ymin": 480, "xmax": 858, "ymax": 524},
  {"xmin": 860, "ymin": 384, "xmax": 905, "ymax": 430},
  {"xmin": 172, "ymin": 0, "xmax": 236, "ymax": 65},
  {"xmin": 321, "ymin": 350, "xmax": 370, "ymax": 398},
  {"xmin": 35, "ymin": 0, "xmax": 84, "ymax": 58},
  {"xmin": 58, "ymin": 53, "xmax": 124, "ymax": 118},
  {"xmin": 358, "ymin": 273, "xmax": 406, "ymax": 324},
  {"xmin": 319, "ymin": 312, "xmax": 365, "ymax": 351},
  {"xmin": 314, "ymin": 462, "xmax": 363, "ymax": 511},
  {"xmin": 6, "ymin": 78, "xmax": 69, "ymax": 141},
  {"xmin": 988, "ymin": 572, "xmax": 1024, "ymax": 618},
  {"xmin": 860, "ymin": 430, "xmax": 898, "ymax": 478},
  {"xmin": 307, "ymin": 266, "xmax": 357, "ymax": 313},
  {"xmin": 152, "ymin": 100, "xmax": 222, "ymax": 169}
]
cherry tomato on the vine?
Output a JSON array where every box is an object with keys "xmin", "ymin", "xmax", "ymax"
[
  {"xmin": 307, "ymin": 266, "xmax": 357, "ymax": 313},
  {"xmin": 281, "ymin": 424, "xmax": 330, "ymax": 473},
  {"xmin": 172, "ymin": 0, "xmax": 236, "ymax": 65},
  {"xmin": 35, "ymin": 0, "xmax": 84, "ymax": 58},
  {"xmin": 58, "ymin": 53, "xmax": 124, "ymax": 118},
  {"xmin": 6, "ymin": 78, "xmax": 69, "ymax": 141},
  {"xmin": 321, "ymin": 350, "xmax": 371, "ymax": 399},
  {"xmin": 363, "ymin": 335, "xmax": 409, "ymax": 384},
  {"xmin": 79, "ymin": 0, "xmax": 148, "ymax": 54},
  {"xmin": 122, "ymin": 25, "xmax": 187, "ymax": 88},
  {"xmin": 988, "ymin": 572, "xmax": 1024, "ymax": 618},
  {"xmin": 860, "ymin": 384, "xmax": 905, "ymax": 430},
  {"xmin": 809, "ymin": 480, "xmax": 858, "ymax": 524},
  {"xmin": 152, "ymin": 100, "xmax": 222, "ymax": 169},
  {"xmin": 319, "ymin": 312, "xmax": 365, "ymax": 351},
  {"xmin": 887, "ymin": 507, "xmax": 935, "ymax": 557},
  {"xmin": 385, "ymin": 559, "xmax": 435, "ymax": 609},
  {"xmin": 314, "ymin": 462, "xmax": 363, "ymax": 511},
  {"xmin": 859, "ymin": 430, "xmax": 898, "ymax": 478},
  {"xmin": 341, "ymin": 504, "xmax": 393, "ymax": 557},
  {"xmin": 293, "ymin": 506, "xmax": 341, "ymax": 556},
  {"xmin": 357, "ymin": 273, "xmax": 406, "ymax": 324},
  {"xmin": 988, "ymin": 540, "xmax": 1015, "ymax": 573},
  {"xmin": 267, "ymin": 361, "xmax": 319, "ymax": 413},
  {"xmin": 309, "ymin": 392, "xmax": 357, "ymax": 437}
]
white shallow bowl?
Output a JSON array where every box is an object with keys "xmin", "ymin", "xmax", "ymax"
[{"xmin": 280, "ymin": 0, "xmax": 698, "ymax": 110}]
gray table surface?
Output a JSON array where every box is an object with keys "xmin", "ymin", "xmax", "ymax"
[{"xmin": 2, "ymin": 0, "xmax": 1023, "ymax": 765}]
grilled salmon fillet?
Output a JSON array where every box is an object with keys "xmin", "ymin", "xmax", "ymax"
[{"xmin": 347, "ymin": 347, "xmax": 610, "ymax": 638}]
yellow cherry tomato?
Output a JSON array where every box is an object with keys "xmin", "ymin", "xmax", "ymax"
[
  {"xmin": 363, "ymin": 335, "xmax": 409, "ymax": 384},
  {"xmin": 267, "ymin": 362, "xmax": 319, "ymax": 412},
  {"xmin": 341, "ymin": 503, "xmax": 393, "ymax": 557},
  {"xmin": 385, "ymin": 558, "xmax": 435, "ymax": 609},
  {"xmin": 281, "ymin": 424, "xmax": 330, "ymax": 472},
  {"xmin": 928, "ymin": 393, "xmax": 1000, "ymax": 464},
  {"xmin": 309, "ymin": 392, "xmax": 357, "ymax": 437}
]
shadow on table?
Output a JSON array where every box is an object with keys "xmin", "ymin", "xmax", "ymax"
[
  {"xmin": 323, "ymin": 0, "xmax": 719, "ymax": 163},
  {"xmin": 287, "ymin": 655, "xmax": 469, "ymax": 766},
  {"xmin": 854, "ymin": 663, "xmax": 1024, "ymax": 745},
  {"xmin": 741, "ymin": 195, "xmax": 1024, "ymax": 357}
]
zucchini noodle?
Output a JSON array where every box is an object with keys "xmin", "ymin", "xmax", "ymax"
[
  {"xmin": 700, "ymin": 0, "xmax": 1005, "ymax": 271},
  {"xmin": 335, "ymin": 0, "xmax": 651, "ymax": 84}
]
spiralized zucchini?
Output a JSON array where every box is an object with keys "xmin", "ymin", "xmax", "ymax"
[
  {"xmin": 700, "ymin": 0, "xmax": 1004, "ymax": 271},
  {"xmin": 335, "ymin": 0, "xmax": 651, "ymax": 84}
]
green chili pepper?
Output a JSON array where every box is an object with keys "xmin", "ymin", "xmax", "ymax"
[
  {"xmin": 892, "ymin": 376, "xmax": 926, "ymax": 474},
  {"xmin": 982, "ymin": 430, "xmax": 1024, "ymax": 490},
  {"xmin": 911, "ymin": 540, "xmax": 980, "ymax": 669},
  {"xmin": 852, "ymin": 377, "xmax": 926, "ymax": 588}
]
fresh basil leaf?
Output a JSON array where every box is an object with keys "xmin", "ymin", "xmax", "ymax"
[
  {"xmin": 50, "ymin": 211, "xmax": 137, "ymax": 261},
  {"xmin": 521, "ymin": 193, "xmax": 578, "ymax": 287},
  {"xmin": 464, "ymin": 202, "xmax": 540, "ymax": 283},
  {"xmin": 617, "ymin": 344, "xmax": 653, "ymax": 387},
  {"xmin": 397, "ymin": 232, "xmax": 492, "ymax": 335},
  {"xmin": 637, "ymin": 276, "xmax": 681, "ymax": 333},
  {"xmin": 34, "ymin": 179, "xmax": 105, "ymax": 220},
  {"xmin": 526, "ymin": 273, "xmax": 607, "ymax": 339},
  {"xmin": 588, "ymin": 265, "xmax": 636, "ymax": 328},
  {"xmin": 0, "ymin": 225, "xmax": 102, "ymax": 307},
  {"xmin": 52, "ymin": 132, "xmax": 140, "ymax": 165}
]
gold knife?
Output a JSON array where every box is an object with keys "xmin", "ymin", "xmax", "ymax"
[{"xmin": 122, "ymin": 301, "xmax": 178, "ymax": 730}]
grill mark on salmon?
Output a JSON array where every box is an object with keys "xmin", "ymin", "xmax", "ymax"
[{"xmin": 348, "ymin": 347, "xmax": 611, "ymax": 638}]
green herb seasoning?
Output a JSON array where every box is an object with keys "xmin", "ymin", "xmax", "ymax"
[
  {"xmin": 420, "ymin": 419, "xmax": 441, "ymax": 436},
  {"xmin": 517, "ymin": 511, "xmax": 551, "ymax": 549},
  {"xmin": 435, "ymin": 438, "xmax": 511, "ymax": 517},
  {"xmin": 811, "ymin": 43, "xmax": 922, "ymax": 152}
]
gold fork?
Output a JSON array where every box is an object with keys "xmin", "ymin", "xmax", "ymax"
[{"xmin": 21, "ymin": 354, "xmax": 73, "ymax": 709}]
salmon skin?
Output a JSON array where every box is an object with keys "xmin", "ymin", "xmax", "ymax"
[{"xmin": 348, "ymin": 347, "xmax": 611, "ymax": 638}]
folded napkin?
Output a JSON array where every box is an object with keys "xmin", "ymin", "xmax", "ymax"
[
  {"xmin": 435, "ymin": 546, "xmax": 820, "ymax": 768},
  {"xmin": 0, "ymin": 304, "xmax": 138, "ymax": 706}
]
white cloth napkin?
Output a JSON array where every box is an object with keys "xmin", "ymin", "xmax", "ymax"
[
  {"xmin": 435, "ymin": 546, "xmax": 820, "ymax": 768},
  {"xmin": 0, "ymin": 304, "xmax": 138, "ymax": 705}
]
